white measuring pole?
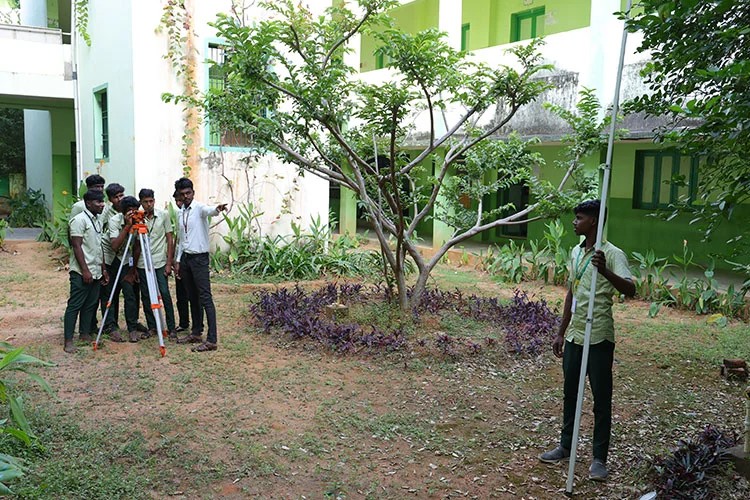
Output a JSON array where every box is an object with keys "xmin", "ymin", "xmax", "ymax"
[{"xmin": 565, "ymin": 0, "xmax": 632, "ymax": 495}]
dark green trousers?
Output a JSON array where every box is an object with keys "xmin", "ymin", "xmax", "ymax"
[
  {"xmin": 99, "ymin": 261, "xmax": 120, "ymax": 331},
  {"xmin": 561, "ymin": 339, "xmax": 614, "ymax": 462},
  {"xmin": 137, "ymin": 266, "xmax": 176, "ymax": 332},
  {"xmin": 64, "ymin": 271, "xmax": 101, "ymax": 341},
  {"xmin": 112, "ymin": 257, "xmax": 140, "ymax": 332}
]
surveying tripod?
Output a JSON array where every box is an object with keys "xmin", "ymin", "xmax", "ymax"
[{"xmin": 94, "ymin": 214, "xmax": 167, "ymax": 357}]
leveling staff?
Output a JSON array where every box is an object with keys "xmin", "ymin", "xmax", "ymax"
[{"xmin": 63, "ymin": 190, "xmax": 109, "ymax": 354}]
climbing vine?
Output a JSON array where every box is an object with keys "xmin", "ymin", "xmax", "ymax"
[
  {"xmin": 158, "ymin": 0, "xmax": 200, "ymax": 177},
  {"xmin": 75, "ymin": 0, "xmax": 91, "ymax": 46}
]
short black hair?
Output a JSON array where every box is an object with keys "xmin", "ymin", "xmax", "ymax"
[
  {"xmin": 574, "ymin": 199, "xmax": 606, "ymax": 223},
  {"xmin": 83, "ymin": 190, "xmax": 104, "ymax": 202},
  {"xmin": 105, "ymin": 183, "xmax": 125, "ymax": 200},
  {"xmin": 138, "ymin": 188, "xmax": 155, "ymax": 199},
  {"xmin": 119, "ymin": 196, "xmax": 140, "ymax": 213},
  {"xmin": 85, "ymin": 174, "xmax": 106, "ymax": 188},
  {"xmin": 174, "ymin": 177, "xmax": 193, "ymax": 191},
  {"xmin": 172, "ymin": 189, "xmax": 180, "ymax": 199}
]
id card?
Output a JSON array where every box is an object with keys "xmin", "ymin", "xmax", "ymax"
[
  {"xmin": 129, "ymin": 256, "xmax": 134, "ymax": 267},
  {"xmin": 571, "ymin": 297, "xmax": 577, "ymax": 314}
]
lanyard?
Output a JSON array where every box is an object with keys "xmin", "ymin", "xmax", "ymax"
[
  {"xmin": 84, "ymin": 211, "xmax": 101, "ymax": 234},
  {"xmin": 572, "ymin": 247, "xmax": 594, "ymax": 292}
]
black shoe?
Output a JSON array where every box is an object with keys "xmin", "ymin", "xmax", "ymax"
[
  {"xmin": 174, "ymin": 325, "xmax": 189, "ymax": 333},
  {"xmin": 135, "ymin": 322, "xmax": 149, "ymax": 333}
]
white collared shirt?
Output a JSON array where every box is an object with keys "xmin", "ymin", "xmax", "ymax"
[{"xmin": 175, "ymin": 201, "xmax": 219, "ymax": 262}]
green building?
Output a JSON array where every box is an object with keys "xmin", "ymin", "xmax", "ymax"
[{"xmin": 333, "ymin": 0, "xmax": 747, "ymax": 269}]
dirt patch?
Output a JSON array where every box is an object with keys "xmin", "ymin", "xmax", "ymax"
[{"xmin": 1, "ymin": 241, "xmax": 749, "ymax": 499}]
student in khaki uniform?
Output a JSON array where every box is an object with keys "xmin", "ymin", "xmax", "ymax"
[
  {"xmin": 136, "ymin": 189, "xmax": 177, "ymax": 339},
  {"xmin": 69, "ymin": 174, "xmax": 106, "ymax": 221},
  {"xmin": 109, "ymin": 196, "xmax": 147, "ymax": 342},
  {"xmin": 99, "ymin": 183, "xmax": 124, "ymax": 337},
  {"xmin": 64, "ymin": 190, "xmax": 109, "ymax": 354},
  {"xmin": 539, "ymin": 200, "xmax": 635, "ymax": 482}
]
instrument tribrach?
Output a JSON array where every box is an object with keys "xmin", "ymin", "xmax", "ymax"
[{"xmin": 94, "ymin": 211, "xmax": 167, "ymax": 357}]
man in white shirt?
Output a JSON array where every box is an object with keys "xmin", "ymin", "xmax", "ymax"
[{"xmin": 173, "ymin": 177, "xmax": 227, "ymax": 352}]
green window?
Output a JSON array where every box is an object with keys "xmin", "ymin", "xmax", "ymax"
[
  {"xmin": 207, "ymin": 43, "xmax": 253, "ymax": 148},
  {"xmin": 497, "ymin": 183, "xmax": 529, "ymax": 238},
  {"xmin": 94, "ymin": 87, "xmax": 109, "ymax": 160},
  {"xmin": 633, "ymin": 149, "xmax": 699, "ymax": 209},
  {"xmin": 461, "ymin": 23, "xmax": 471, "ymax": 52},
  {"xmin": 510, "ymin": 7, "xmax": 545, "ymax": 43},
  {"xmin": 375, "ymin": 50, "xmax": 384, "ymax": 70}
]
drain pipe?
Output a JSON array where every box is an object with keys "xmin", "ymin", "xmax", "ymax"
[{"xmin": 71, "ymin": 0, "xmax": 83, "ymax": 188}]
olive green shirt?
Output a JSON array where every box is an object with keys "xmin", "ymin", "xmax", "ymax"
[
  {"xmin": 109, "ymin": 212, "xmax": 134, "ymax": 262},
  {"xmin": 71, "ymin": 203, "xmax": 116, "ymax": 264},
  {"xmin": 68, "ymin": 208, "xmax": 104, "ymax": 279},
  {"xmin": 566, "ymin": 241, "xmax": 632, "ymax": 345},
  {"xmin": 137, "ymin": 209, "xmax": 173, "ymax": 270}
]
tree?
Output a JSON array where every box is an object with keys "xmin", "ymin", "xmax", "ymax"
[
  {"xmin": 625, "ymin": 0, "xmax": 750, "ymax": 258},
  {"xmin": 191, "ymin": 0, "xmax": 604, "ymax": 311},
  {"xmin": 0, "ymin": 107, "xmax": 25, "ymax": 176}
]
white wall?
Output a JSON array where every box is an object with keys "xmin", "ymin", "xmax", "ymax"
[
  {"xmin": 0, "ymin": 25, "xmax": 72, "ymax": 101},
  {"xmin": 128, "ymin": 0, "xmax": 330, "ymax": 246},
  {"xmin": 76, "ymin": 0, "xmax": 136, "ymax": 192}
]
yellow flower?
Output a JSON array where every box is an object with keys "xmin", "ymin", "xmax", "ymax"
[{"xmin": 62, "ymin": 190, "xmax": 69, "ymax": 195}]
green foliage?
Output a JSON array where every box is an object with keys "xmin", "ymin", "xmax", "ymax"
[
  {"xmin": 0, "ymin": 108, "xmax": 25, "ymax": 175},
  {"xmin": 212, "ymin": 204, "xmax": 411, "ymax": 281},
  {"xmin": 38, "ymin": 194, "xmax": 75, "ymax": 250},
  {"xmin": 480, "ymin": 219, "xmax": 570, "ymax": 285},
  {"xmin": 74, "ymin": 1, "xmax": 91, "ymax": 46},
  {"xmin": 0, "ymin": 344, "xmax": 53, "ymax": 494},
  {"xmin": 632, "ymin": 241, "xmax": 748, "ymax": 320},
  {"xmin": 624, "ymin": 1, "xmax": 750, "ymax": 256},
  {"xmin": 7, "ymin": 189, "xmax": 50, "ymax": 228}
]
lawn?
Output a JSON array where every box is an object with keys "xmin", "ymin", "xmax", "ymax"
[{"xmin": 1, "ymin": 240, "xmax": 748, "ymax": 498}]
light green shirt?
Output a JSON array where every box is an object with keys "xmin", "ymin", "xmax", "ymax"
[
  {"xmin": 109, "ymin": 212, "xmax": 134, "ymax": 262},
  {"xmin": 73, "ymin": 203, "xmax": 115, "ymax": 264},
  {"xmin": 69, "ymin": 200, "xmax": 85, "ymax": 221},
  {"xmin": 137, "ymin": 209, "xmax": 173, "ymax": 269},
  {"xmin": 68, "ymin": 208, "xmax": 104, "ymax": 279},
  {"xmin": 566, "ymin": 241, "xmax": 632, "ymax": 345},
  {"xmin": 100, "ymin": 205, "xmax": 116, "ymax": 265}
]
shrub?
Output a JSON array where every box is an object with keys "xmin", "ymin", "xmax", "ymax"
[
  {"xmin": 7, "ymin": 189, "xmax": 49, "ymax": 228},
  {"xmin": 651, "ymin": 425, "xmax": 738, "ymax": 499},
  {"xmin": 0, "ymin": 344, "xmax": 53, "ymax": 493},
  {"xmin": 251, "ymin": 284, "xmax": 559, "ymax": 357}
]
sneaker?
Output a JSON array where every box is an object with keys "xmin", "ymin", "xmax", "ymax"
[
  {"xmin": 128, "ymin": 331, "xmax": 140, "ymax": 343},
  {"xmin": 538, "ymin": 446, "xmax": 570, "ymax": 464},
  {"xmin": 589, "ymin": 459, "xmax": 608, "ymax": 481}
]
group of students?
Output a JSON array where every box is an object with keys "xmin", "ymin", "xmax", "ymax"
[{"xmin": 63, "ymin": 175, "xmax": 227, "ymax": 354}]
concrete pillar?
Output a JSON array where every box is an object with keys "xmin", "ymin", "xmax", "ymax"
[
  {"xmin": 20, "ymin": 0, "xmax": 47, "ymax": 27},
  {"xmin": 339, "ymin": 186, "xmax": 358, "ymax": 236},
  {"xmin": 24, "ymin": 110, "xmax": 54, "ymax": 210},
  {"xmin": 432, "ymin": 149, "xmax": 453, "ymax": 249},
  {"xmin": 439, "ymin": 0, "xmax": 462, "ymax": 49},
  {"xmin": 21, "ymin": 0, "xmax": 52, "ymax": 212}
]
